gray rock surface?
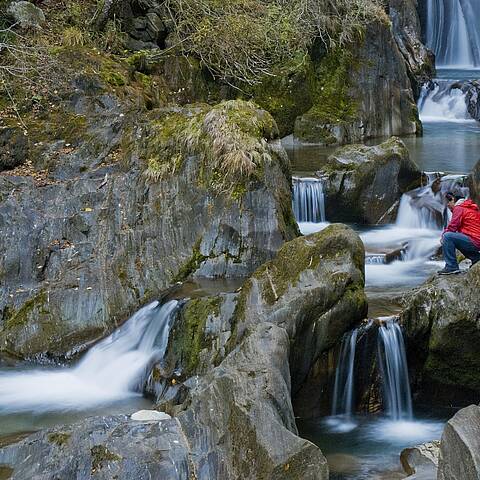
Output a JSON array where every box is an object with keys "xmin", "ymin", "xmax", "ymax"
[
  {"xmin": 294, "ymin": 19, "xmax": 420, "ymax": 145},
  {"xmin": 463, "ymin": 81, "xmax": 480, "ymax": 122},
  {"xmin": 388, "ymin": 0, "xmax": 435, "ymax": 97},
  {"xmin": 316, "ymin": 137, "xmax": 421, "ymax": 224},
  {"xmin": 7, "ymin": 1, "xmax": 45, "ymax": 29},
  {"xmin": 468, "ymin": 159, "xmax": 480, "ymax": 206},
  {"xmin": 438, "ymin": 405, "xmax": 480, "ymax": 480},
  {"xmin": 0, "ymin": 224, "xmax": 367, "ymax": 479},
  {"xmin": 0, "ymin": 83, "xmax": 297, "ymax": 360},
  {"xmin": 401, "ymin": 265, "xmax": 480, "ymax": 406},
  {"xmin": 400, "ymin": 441, "xmax": 440, "ymax": 477},
  {"xmin": 0, "ymin": 415, "xmax": 191, "ymax": 480}
]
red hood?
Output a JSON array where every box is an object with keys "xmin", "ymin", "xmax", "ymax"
[{"xmin": 459, "ymin": 199, "xmax": 480, "ymax": 211}]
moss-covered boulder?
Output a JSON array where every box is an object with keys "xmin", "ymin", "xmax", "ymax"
[
  {"xmin": 0, "ymin": 127, "xmax": 28, "ymax": 171},
  {"xmin": 401, "ymin": 264, "xmax": 480, "ymax": 407},
  {"xmin": 317, "ymin": 137, "xmax": 421, "ymax": 224}
]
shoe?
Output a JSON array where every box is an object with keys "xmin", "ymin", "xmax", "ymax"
[{"xmin": 438, "ymin": 267, "xmax": 461, "ymax": 275}]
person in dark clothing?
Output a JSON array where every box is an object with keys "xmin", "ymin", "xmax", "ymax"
[{"xmin": 438, "ymin": 192, "xmax": 480, "ymax": 275}]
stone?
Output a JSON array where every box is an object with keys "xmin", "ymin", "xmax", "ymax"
[
  {"xmin": 400, "ymin": 441, "xmax": 440, "ymax": 477},
  {"xmin": 401, "ymin": 264, "xmax": 480, "ymax": 406},
  {"xmin": 462, "ymin": 81, "xmax": 480, "ymax": 122},
  {"xmin": 0, "ymin": 99, "xmax": 297, "ymax": 360},
  {"xmin": 388, "ymin": 0, "xmax": 435, "ymax": 98},
  {"xmin": 130, "ymin": 410, "xmax": 171, "ymax": 422},
  {"xmin": 0, "ymin": 415, "xmax": 191, "ymax": 480},
  {"xmin": 468, "ymin": 159, "xmax": 480, "ymax": 206},
  {"xmin": 438, "ymin": 405, "xmax": 480, "ymax": 480},
  {"xmin": 0, "ymin": 127, "xmax": 28, "ymax": 171},
  {"xmin": 7, "ymin": 1, "xmax": 45, "ymax": 29},
  {"xmin": 294, "ymin": 18, "xmax": 419, "ymax": 145},
  {"xmin": 316, "ymin": 137, "xmax": 421, "ymax": 224}
]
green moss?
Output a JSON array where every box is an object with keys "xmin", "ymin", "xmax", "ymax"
[
  {"xmin": 47, "ymin": 432, "xmax": 71, "ymax": 447},
  {"xmin": 4, "ymin": 291, "xmax": 49, "ymax": 331},
  {"xmin": 90, "ymin": 445, "xmax": 121, "ymax": 472},
  {"xmin": 0, "ymin": 465, "xmax": 13, "ymax": 480},
  {"xmin": 169, "ymin": 296, "xmax": 221, "ymax": 376},
  {"xmin": 100, "ymin": 70, "xmax": 126, "ymax": 87},
  {"xmin": 173, "ymin": 239, "xmax": 208, "ymax": 283}
]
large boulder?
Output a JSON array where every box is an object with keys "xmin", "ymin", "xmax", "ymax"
[
  {"xmin": 294, "ymin": 18, "xmax": 419, "ymax": 145},
  {"xmin": 438, "ymin": 405, "xmax": 480, "ymax": 480},
  {"xmin": 0, "ymin": 224, "xmax": 367, "ymax": 479},
  {"xmin": 0, "ymin": 99, "xmax": 298, "ymax": 360},
  {"xmin": 401, "ymin": 265, "xmax": 480, "ymax": 406},
  {"xmin": 462, "ymin": 81, "xmax": 480, "ymax": 122},
  {"xmin": 316, "ymin": 137, "xmax": 421, "ymax": 224},
  {"xmin": 468, "ymin": 158, "xmax": 480, "ymax": 206}
]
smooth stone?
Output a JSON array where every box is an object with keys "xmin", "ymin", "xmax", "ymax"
[{"xmin": 131, "ymin": 410, "xmax": 171, "ymax": 422}]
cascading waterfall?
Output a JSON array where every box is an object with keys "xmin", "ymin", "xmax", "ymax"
[
  {"xmin": 425, "ymin": 0, "xmax": 480, "ymax": 68},
  {"xmin": 331, "ymin": 329, "xmax": 358, "ymax": 417},
  {"xmin": 418, "ymin": 81, "xmax": 472, "ymax": 122},
  {"xmin": 292, "ymin": 177, "xmax": 326, "ymax": 223},
  {"xmin": 377, "ymin": 318, "xmax": 413, "ymax": 421},
  {"xmin": 0, "ymin": 300, "xmax": 179, "ymax": 413}
]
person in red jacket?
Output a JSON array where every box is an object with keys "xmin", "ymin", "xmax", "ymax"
[{"xmin": 438, "ymin": 192, "xmax": 480, "ymax": 275}]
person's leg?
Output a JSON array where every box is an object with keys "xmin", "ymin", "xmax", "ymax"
[
  {"xmin": 452, "ymin": 233, "xmax": 480, "ymax": 265},
  {"xmin": 442, "ymin": 232, "xmax": 461, "ymax": 271}
]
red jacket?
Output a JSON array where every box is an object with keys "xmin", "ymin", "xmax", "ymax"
[{"xmin": 444, "ymin": 199, "xmax": 480, "ymax": 248}]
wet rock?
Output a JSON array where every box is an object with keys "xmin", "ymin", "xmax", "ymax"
[
  {"xmin": 0, "ymin": 415, "xmax": 191, "ymax": 480},
  {"xmin": 7, "ymin": 1, "xmax": 45, "ymax": 29},
  {"xmin": 294, "ymin": 19, "xmax": 419, "ymax": 145},
  {"xmin": 400, "ymin": 440, "xmax": 440, "ymax": 477},
  {"xmin": 0, "ymin": 101, "xmax": 297, "ymax": 360},
  {"xmin": 401, "ymin": 265, "xmax": 480, "ymax": 406},
  {"xmin": 467, "ymin": 159, "xmax": 480, "ymax": 207},
  {"xmin": 130, "ymin": 410, "xmax": 171, "ymax": 422},
  {"xmin": 388, "ymin": 0, "xmax": 435, "ymax": 98},
  {"xmin": 462, "ymin": 81, "xmax": 480, "ymax": 122},
  {"xmin": 316, "ymin": 137, "xmax": 421, "ymax": 224},
  {"xmin": 438, "ymin": 405, "xmax": 480, "ymax": 480},
  {"xmin": 0, "ymin": 127, "xmax": 28, "ymax": 171}
]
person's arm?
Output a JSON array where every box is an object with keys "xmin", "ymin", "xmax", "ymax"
[{"xmin": 444, "ymin": 207, "xmax": 463, "ymax": 233}]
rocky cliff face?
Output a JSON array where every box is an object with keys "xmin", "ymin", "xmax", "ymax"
[
  {"xmin": 388, "ymin": 0, "xmax": 435, "ymax": 98},
  {"xmin": 0, "ymin": 84, "xmax": 297, "ymax": 360},
  {"xmin": 401, "ymin": 265, "xmax": 480, "ymax": 406},
  {"xmin": 468, "ymin": 159, "xmax": 480, "ymax": 206},
  {"xmin": 0, "ymin": 224, "xmax": 367, "ymax": 480}
]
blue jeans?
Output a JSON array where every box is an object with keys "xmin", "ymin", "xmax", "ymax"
[{"xmin": 443, "ymin": 232, "xmax": 480, "ymax": 269}]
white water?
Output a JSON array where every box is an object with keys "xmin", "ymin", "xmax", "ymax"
[
  {"xmin": 292, "ymin": 177, "xmax": 326, "ymax": 224},
  {"xmin": 332, "ymin": 329, "xmax": 358, "ymax": 419},
  {"xmin": 426, "ymin": 0, "xmax": 480, "ymax": 68},
  {"xmin": 377, "ymin": 318, "xmax": 413, "ymax": 421},
  {"xmin": 418, "ymin": 82, "xmax": 472, "ymax": 123},
  {"xmin": 0, "ymin": 300, "xmax": 179, "ymax": 413}
]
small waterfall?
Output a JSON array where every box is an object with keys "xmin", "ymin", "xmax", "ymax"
[
  {"xmin": 418, "ymin": 82, "xmax": 472, "ymax": 122},
  {"xmin": 0, "ymin": 300, "xmax": 180, "ymax": 413},
  {"xmin": 377, "ymin": 318, "xmax": 413, "ymax": 421},
  {"xmin": 332, "ymin": 329, "xmax": 358, "ymax": 417},
  {"xmin": 292, "ymin": 177, "xmax": 326, "ymax": 223},
  {"xmin": 425, "ymin": 0, "xmax": 480, "ymax": 68}
]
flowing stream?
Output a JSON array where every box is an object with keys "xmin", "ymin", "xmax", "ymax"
[{"xmin": 0, "ymin": 300, "xmax": 180, "ymax": 438}]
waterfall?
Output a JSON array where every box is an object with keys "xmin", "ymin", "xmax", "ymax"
[
  {"xmin": 426, "ymin": 0, "xmax": 480, "ymax": 68},
  {"xmin": 332, "ymin": 329, "xmax": 358, "ymax": 417},
  {"xmin": 418, "ymin": 82, "xmax": 472, "ymax": 122},
  {"xmin": 292, "ymin": 177, "xmax": 326, "ymax": 223},
  {"xmin": 0, "ymin": 300, "xmax": 180, "ymax": 413},
  {"xmin": 377, "ymin": 318, "xmax": 413, "ymax": 421}
]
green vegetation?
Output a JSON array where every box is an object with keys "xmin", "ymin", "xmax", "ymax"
[
  {"xmin": 163, "ymin": 0, "xmax": 385, "ymax": 85},
  {"xmin": 47, "ymin": 432, "xmax": 71, "ymax": 447},
  {"xmin": 143, "ymin": 100, "xmax": 278, "ymax": 193},
  {"xmin": 90, "ymin": 445, "xmax": 122, "ymax": 472}
]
